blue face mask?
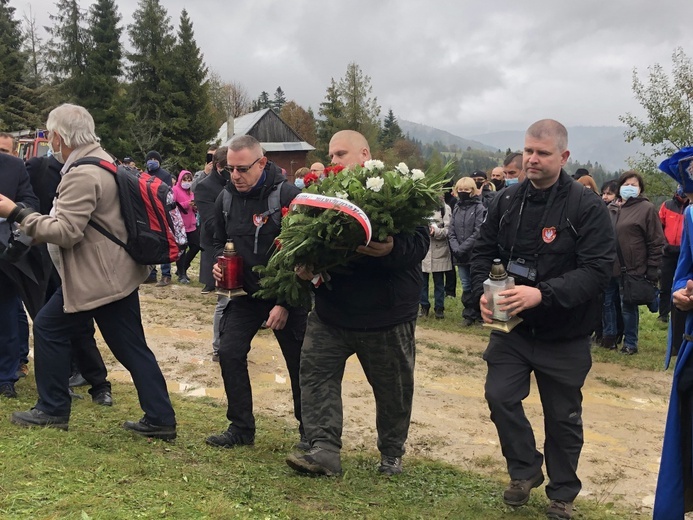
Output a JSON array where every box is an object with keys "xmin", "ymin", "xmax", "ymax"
[
  {"xmin": 505, "ymin": 177, "xmax": 519, "ymax": 186},
  {"xmin": 146, "ymin": 159, "xmax": 159, "ymax": 172},
  {"xmin": 619, "ymin": 185, "xmax": 639, "ymax": 200},
  {"xmin": 294, "ymin": 178, "xmax": 305, "ymax": 189}
]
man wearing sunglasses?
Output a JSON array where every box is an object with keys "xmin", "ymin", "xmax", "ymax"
[{"xmin": 206, "ymin": 135, "xmax": 307, "ymax": 450}]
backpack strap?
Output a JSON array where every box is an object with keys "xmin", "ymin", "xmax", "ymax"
[
  {"xmin": 222, "ymin": 182, "xmax": 286, "ymax": 254},
  {"xmin": 67, "ymin": 157, "xmax": 126, "ymax": 248}
]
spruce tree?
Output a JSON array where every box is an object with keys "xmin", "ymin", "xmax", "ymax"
[
  {"xmin": 337, "ymin": 62, "xmax": 381, "ymax": 146},
  {"xmin": 252, "ymin": 91, "xmax": 271, "ymax": 111},
  {"xmin": 379, "ymin": 109, "xmax": 404, "ymax": 149},
  {"xmin": 170, "ymin": 8, "xmax": 216, "ymax": 169},
  {"xmin": 314, "ymin": 78, "xmax": 346, "ymax": 161},
  {"xmin": 0, "ymin": 0, "xmax": 41, "ymax": 130},
  {"xmin": 127, "ymin": 0, "xmax": 179, "ymax": 162},
  {"xmin": 45, "ymin": 0, "xmax": 90, "ymax": 101},
  {"xmin": 84, "ymin": 0, "xmax": 126, "ymax": 156},
  {"xmin": 271, "ymin": 86, "xmax": 287, "ymax": 113}
]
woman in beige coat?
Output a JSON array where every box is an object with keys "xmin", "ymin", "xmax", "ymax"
[{"xmin": 420, "ymin": 198, "xmax": 453, "ymax": 319}]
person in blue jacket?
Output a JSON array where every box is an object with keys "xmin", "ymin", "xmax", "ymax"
[{"xmin": 654, "ymin": 147, "xmax": 693, "ymax": 519}]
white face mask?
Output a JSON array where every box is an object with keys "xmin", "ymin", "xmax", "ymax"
[
  {"xmin": 181, "ymin": 181, "xmax": 192, "ymax": 190},
  {"xmin": 49, "ymin": 134, "xmax": 64, "ymax": 164},
  {"xmin": 619, "ymin": 185, "xmax": 639, "ymax": 200}
]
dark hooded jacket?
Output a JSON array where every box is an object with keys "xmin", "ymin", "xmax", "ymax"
[
  {"xmin": 213, "ymin": 161, "xmax": 298, "ymax": 297},
  {"xmin": 471, "ymin": 170, "xmax": 615, "ymax": 341}
]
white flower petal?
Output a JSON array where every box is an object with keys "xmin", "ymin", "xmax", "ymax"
[
  {"xmin": 411, "ymin": 169, "xmax": 425, "ymax": 181},
  {"xmin": 395, "ymin": 162, "xmax": 409, "ymax": 175},
  {"xmin": 366, "ymin": 177, "xmax": 385, "ymax": 192}
]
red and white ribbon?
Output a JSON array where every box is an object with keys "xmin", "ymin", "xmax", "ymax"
[{"xmin": 290, "ymin": 193, "xmax": 372, "ymax": 245}]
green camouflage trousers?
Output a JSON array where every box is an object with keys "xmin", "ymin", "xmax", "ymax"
[{"xmin": 300, "ymin": 312, "xmax": 416, "ymax": 457}]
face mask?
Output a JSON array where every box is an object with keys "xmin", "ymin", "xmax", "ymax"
[
  {"xmin": 220, "ymin": 169, "xmax": 230, "ymax": 183},
  {"xmin": 474, "ymin": 180, "xmax": 485, "ymax": 189},
  {"xmin": 458, "ymin": 192, "xmax": 471, "ymax": 202},
  {"xmin": 181, "ymin": 181, "xmax": 192, "ymax": 190},
  {"xmin": 492, "ymin": 179, "xmax": 505, "ymax": 191},
  {"xmin": 505, "ymin": 178, "xmax": 519, "ymax": 187},
  {"xmin": 146, "ymin": 159, "xmax": 159, "ymax": 172},
  {"xmin": 619, "ymin": 185, "xmax": 639, "ymax": 200},
  {"xmin": 294, "ymin": 178, "xmax": 305, "ymax": 189},
  {"xmin": 49, "ymin": 136, "xmax": 64, "ymax": 164}
]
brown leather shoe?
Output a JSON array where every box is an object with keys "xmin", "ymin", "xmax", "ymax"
[
  {"xmin": 546, "ymin": 499, "xmax": 573, "ymax": 519},
  {"xmin": 503, "ymin": 472, "xmax": 544, "ymax": 506}
]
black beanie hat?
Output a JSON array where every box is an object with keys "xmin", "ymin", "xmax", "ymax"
[{"xmin": 146, "ymin": 150, "xmax": 162, "ymax": 162}]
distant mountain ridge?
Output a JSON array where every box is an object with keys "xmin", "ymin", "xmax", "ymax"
[
  {"xmin": 400, "ymin": 119, "xmax": 642, "ymax": 172},
  {"xmin": 399, "ymin": 120, "xmax": 497, "ymax": 153}
]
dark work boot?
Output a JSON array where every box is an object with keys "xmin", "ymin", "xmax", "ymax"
[
  {"xmin": 434, "ymin": 308, "xmax": 444, "ymax": 319},
  {"xmin": 503, "ymin": 472, "xmax": 544, "ymax": 506},
  {"xmin": 123, "ymin": 418, "xmax": 176, "ymax": 441},
  {"xmin": 418, "ymin": 305, "xmax": 430, "ymax": 318},
  {"xmin": 286, "ymin": 447, "xmax": 342, "ymax": 476}
]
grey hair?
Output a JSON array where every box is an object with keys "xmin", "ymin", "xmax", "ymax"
[
  {"xmin": 46, "ymin": 103, "xmax": 99, "ymax": 148},
  {"xmin": 228, "ymin": 135, "xmax": 263, "ymax": 156},
  {"xmin": 526, "ymin": 119, "xmax": 568, "ymax": 152}
]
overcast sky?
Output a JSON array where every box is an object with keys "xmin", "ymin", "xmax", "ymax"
[{"xmin": 14, "ymin": 0, "xmax": 693, "ymax": 137}]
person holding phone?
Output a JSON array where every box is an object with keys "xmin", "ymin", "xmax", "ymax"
[{"xmin": 192, "ymin": 145, "xmax": 218, "ymax": 191}]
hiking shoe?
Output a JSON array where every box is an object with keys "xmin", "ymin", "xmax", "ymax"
[
  {"xmin": 92, "ymin": 390, "xmax": 113, "ymax": 406},
  {"xmin": 201, "ymin": 285, "xmax": 215, "ymax": 294},
  {"xmin": 620, "ymin": 345, "xmax": 638, "ymax": 355},
  {"xmin": 177, "ymin": 276, "xmax": 190, "ymax": 284},
  {"xmin": 11, "ymin": 408, "xmax": 69, "ymax": 430},
  {"xmin": 546, "ymin": 499, "xmax": 573, "ymax": 519},
  {"xmin": 143, "ymin": 275, "xmax": 158, "ymax": 284},
  {"xmin": 69, "ymin": 372, "xmax": 88, "ymax": 387},
  {"xmin": 462, "ymin": 317, "xmax": 475, "ymax": 327},
  {"xmin": 286, "ymin": 446, "xmax": 342, "ymax": 476},
  {"xmin": 434, "ymin": 308, "xmax": 444, "ymax": 319},
  {"xmin": 600, "ymin": 336, "xmax": 617, "ymax": 350},
  {"xmin": 156, "ymin": 276, "xmax": 171, "ymax": 287},
  {"xmin": 0, "ymin": 383, "xmax": 17, "ymax": 398},
  {"xmin": 503, "ymin": 472, "xmax": 545, "ymax": 506},
  {"xmin": 378, "ymin": 455, "xmax": 402, "ymax": 475},
  {"xmin": 16, "ymin": 363, "xmax": 29, "ymax": 379},
  {"xmin": 123, "ymin": 418, "xmax": 176, "ymax": 441},
  {"xmin": 211, "ymin": 353, "xmax": 220, "ymax": 363},
  {"xmin": 205, "ymin": 430, "xmax": 254, "ymax": 448},
  {"xmin": 418, "ymin": 306, "xmax": 430, "ymax": 318}
]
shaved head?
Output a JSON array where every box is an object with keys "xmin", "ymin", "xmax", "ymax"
[
  {"xmin": 525, "ymin": 119, "xmax": 568, "ymax": 152},
  {"xmin": 329, "ymin": 130, "xmax": 371, "ymax": 167}
]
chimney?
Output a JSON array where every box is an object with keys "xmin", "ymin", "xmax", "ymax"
[{"xmin": 226, "ymin": 113, "xmax": 234, "ymax": 142}]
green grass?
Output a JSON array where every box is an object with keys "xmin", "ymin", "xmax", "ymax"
[{"xmin": 1, "ymin": 377, "xmax": 633, "ymax": 519}]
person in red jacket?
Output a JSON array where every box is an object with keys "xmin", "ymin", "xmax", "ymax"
[{"xmin": 660, "ymin": 186, "xmax": 689, "ymax": 357}]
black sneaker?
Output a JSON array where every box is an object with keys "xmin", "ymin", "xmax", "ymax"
[
  {"xmin": 123, "ymin": 418, "xmax": 176, "ymax": 441},
  {"xmin": 92, "ymin": 390, "xmax": 113, "ymax": 406},
  {"xmin": 657, "ymin": 315, "xmax": 669, "ymax": 324},
  {"xmin": 503, "ymin": 472, "xmax": 545, "ymax": 506},
  {"xmin": 286, "ymin": 446, "xmax": 342, "ymax": 476},
  {"xmin": 0, "ymin": 383, "xmax": 17, "ymax": 398},
  {"xmin": 546, "ymin": 499, "xmax": 573, "ymax": 519},
  {"xmin": 205, "ymin": 430, "xmax": 254, "ymax": 448},
  {"xmin": 462, "ymin": 318, "xmax": 475, "ymax": 327},
  {"xmin": 434, "ymin": 308, "xmax": 444, "ymax": 319},
  {"xmin": 620, "ymin": 345, "xmax": 638, "ymax": 355},
  {"xmin": 11, "ymin": 408, "xmax": 69, "ymax": 430},
  {"xmin": 378, "ymin": 455, "xmax": 402, "ymax": 475}
]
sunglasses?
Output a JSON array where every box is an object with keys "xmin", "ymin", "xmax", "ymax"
[{"xmin": 227, "ymin": 156, "xmax": 262, "ymax": 174}]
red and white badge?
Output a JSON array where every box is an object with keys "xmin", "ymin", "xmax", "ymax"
[
  {"xmin": 253, "ymin": 214, "xmax": 268, "ymax": 227},
  {"xmin": 542, "ymin": 227, "xmax": 557, "ymax": 243}
]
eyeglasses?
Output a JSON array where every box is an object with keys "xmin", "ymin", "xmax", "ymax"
[{"xmin": 227, "ymin": 157, "xmax": 262, "ymax": 174}]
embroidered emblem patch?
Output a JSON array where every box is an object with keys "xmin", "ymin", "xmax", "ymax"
[
  {"xmin": 542, "ymin": 227, "xmax": 557, "ymax": 243},
  {"xmin": 253, "ymin": 214, "xmax": 268, "ymax": 227}
]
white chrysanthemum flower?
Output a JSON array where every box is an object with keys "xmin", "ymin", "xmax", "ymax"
[
  {"xmin": 363, "ymin": 159, "xmax": 385, "ymax": 171},
  {"xmin": 411, "ymin": 169, "xmax": 425, "ymax": 181},
  {"xmin": 366, "ymin": 177, "xmax": 385, "ymax": 192},
  {"xmin": 335, "ymin": 191, "xmax": 349, "ymax": 200},
  {"xmin": 395, "ymin": 162, "xmax": 409, "ymax": 175}
]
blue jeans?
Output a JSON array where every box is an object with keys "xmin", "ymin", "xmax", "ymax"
[
  {"xmin": 603, "ymin": 277, "xmax": 639, "ymax": 350},
  {"xmin": 421, "ymin": 271, "xmax": 445, "ymax": 310},
  {"xmin": 458, "ymin": 265, "xmax": 481, "ymax": 320},
  {"xmin": 150, "ymin": 264, "xmax": 171, "ymax": 278},
  {"xmin": 33, "ymin": 287, "xmax": 175, "ymax": 424}
]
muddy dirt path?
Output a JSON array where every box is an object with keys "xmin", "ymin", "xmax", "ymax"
[{"xmin": 104, "ymin": 284, "xmax": 671, "ymax": 514}]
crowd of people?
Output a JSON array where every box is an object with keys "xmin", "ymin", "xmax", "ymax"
[{"xmin": 2, "ymin": 104, "xmax": 693, "ymax": 520}]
